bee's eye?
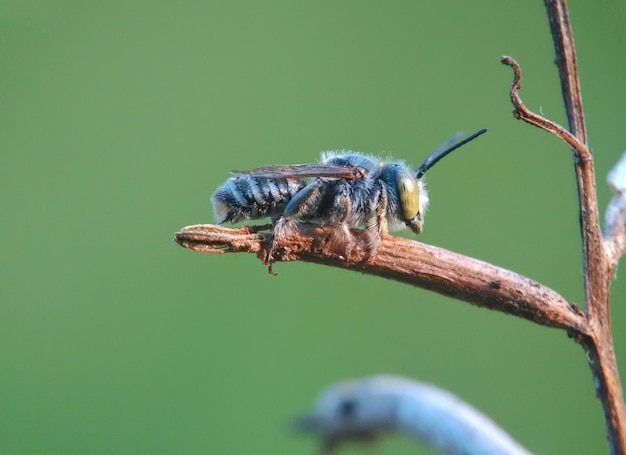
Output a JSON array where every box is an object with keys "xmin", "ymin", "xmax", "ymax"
[{"xmin": 397, "ymin": 170, "xmax": 420, "ymax": 220}]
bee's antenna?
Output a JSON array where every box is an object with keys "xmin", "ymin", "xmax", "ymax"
[{"xmin": 416, "ymin": 128, "xmax": 487, "ymax": 179}]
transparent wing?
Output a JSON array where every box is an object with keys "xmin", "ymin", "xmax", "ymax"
[{"xmin": 232, "ymin": 163, "xmax": 366, "ymax": 180}]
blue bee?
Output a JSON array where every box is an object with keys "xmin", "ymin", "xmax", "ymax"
[{"xmin": 211, "ymin": 129, "xmax": 486, "ymax": 265}]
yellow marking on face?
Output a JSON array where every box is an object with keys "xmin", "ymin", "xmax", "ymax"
[{"xmin": 398, "ymin": 170, "xmax": 420, "ymax": 220}]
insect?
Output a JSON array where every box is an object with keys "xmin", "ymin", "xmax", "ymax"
[{"xmin": 211, "ymin": 128, "xmax": 486, "ymax": 267}]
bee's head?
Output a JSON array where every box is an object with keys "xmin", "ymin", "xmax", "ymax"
[{"xmin": 401, "ymin": 128, "xmax": 486, "ymax": 234}]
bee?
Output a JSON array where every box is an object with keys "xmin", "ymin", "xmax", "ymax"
[{"xmin": 211, "ymin": 129, "xmax": 486, "ymax": 266}]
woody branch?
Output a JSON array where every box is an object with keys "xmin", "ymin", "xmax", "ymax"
[{"xmin": 175, "ymin": 224, "xmax": 585, "ymax": 333}]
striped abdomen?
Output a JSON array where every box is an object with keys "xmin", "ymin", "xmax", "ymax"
[{"xmin": 211, "ymin": 175, "xmax": 307, "ymax": 224}]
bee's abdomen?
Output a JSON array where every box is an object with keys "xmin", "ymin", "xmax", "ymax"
[{"xmin": 211, "ymin": 176, "xmax": 307, "ymax": 224}]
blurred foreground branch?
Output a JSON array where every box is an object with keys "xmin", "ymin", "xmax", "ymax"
[{"xmin": 296, "ymin": 375, "xmax": 532, "ymax": 455}]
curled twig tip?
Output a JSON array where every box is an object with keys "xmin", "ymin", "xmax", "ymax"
[
  {"xmin": 500, "ymin": 56, "xmax": 520, "ymax": 78},
  {"xmin": 501, "ymin": 55, "xmax": 590, "ymax": 162}
]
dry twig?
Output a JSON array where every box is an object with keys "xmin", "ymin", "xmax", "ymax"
[{"xmin": 176, "ymin": 224, "xmax": 585, "ymax": 332}]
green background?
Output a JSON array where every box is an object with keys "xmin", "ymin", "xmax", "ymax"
[{"xmin": 1, "ymin": 1, "xmax": 625, "ymax": 454}]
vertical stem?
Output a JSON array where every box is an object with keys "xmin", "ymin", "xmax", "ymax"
[
  {"xmin": 543, "ymin": 0, "xmax": 586, "ymax": 143},
  {"xmin": 543, "ymin": 1, "xmax": 626, "ymax": 452}
]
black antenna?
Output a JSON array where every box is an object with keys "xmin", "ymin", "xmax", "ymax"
[{"xmin": 416, "ymin": 128, "xmax": 487, "ymax": 179}]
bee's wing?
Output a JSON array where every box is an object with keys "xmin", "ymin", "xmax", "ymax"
[{"xmin": 232, "ymin": 163, "xmax": 365, "ymax": 180}]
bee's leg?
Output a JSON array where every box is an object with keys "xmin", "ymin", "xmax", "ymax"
[
  {"xmin": 327, "ymin": 185, "xmax": 353, "ymax": 262},
  {"xmin": 364, "ymin": 182, "xmax": 388, "ymax": 261},
  {"xmin": 266, "ymin": 180, "xmax": 324, "ymax": 270}
]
